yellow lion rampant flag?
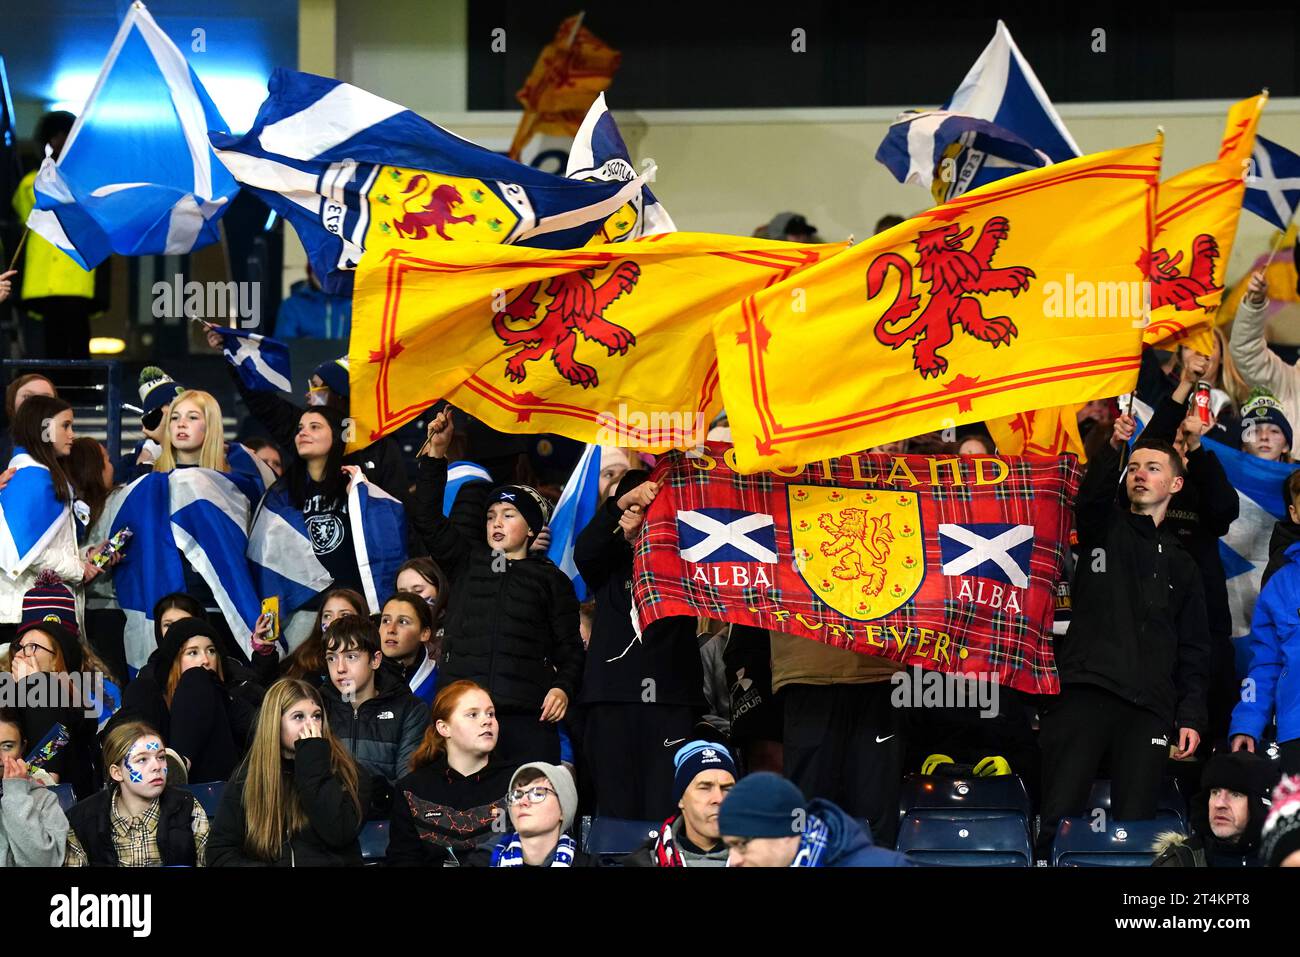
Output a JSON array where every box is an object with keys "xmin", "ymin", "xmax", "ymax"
[
  {"xmin": 1141, "ymin": 93, "xmax": 1267, "ymax": 354},
  {"xmin": 346, "ymin": 233, "xmax": 845, "ymax": 451},
  {"xmin": 986, "ymin": 405, "xmax": 1086, "ymax": 460},
  {"xmin": 713, "ymin": 139, "xmax": 1162, "ymax": 473}
]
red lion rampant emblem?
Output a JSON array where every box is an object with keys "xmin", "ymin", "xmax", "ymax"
[
  {"xmin": 866, "ymin": 216, "xmax": 1035, "ymax": 379},
  {"xmin": 392, "ymin": 174, "xmax": 477, "ymax": 240},
  {"xmin": 492, "ymin": 261, "xmax": 641, "ymax": 388},
  {"xmin": 1137, "ymin": 234, "xmax": 1220, "ymax": 312}
]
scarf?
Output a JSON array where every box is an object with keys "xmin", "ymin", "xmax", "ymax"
[
  {"xmin": 653, "ymin": 816, "xmax": 684, "ymax": 867},
  {"xmin": 491, "ymin": 832, "xmax": 577, "ymax": 868},
  {"xmin": 791, "ymin": 813, "xmax": 830, "ymax": 868}
]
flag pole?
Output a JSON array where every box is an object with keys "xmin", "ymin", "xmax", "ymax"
[
  {"xmin": 1262, "ymin": 208, "xmax": 1296, "ymax": 269},
  {"xmin": 7, "ymin": 227, "xmax": 27, "ymax": 271}
]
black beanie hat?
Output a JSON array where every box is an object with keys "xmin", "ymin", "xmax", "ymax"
[
  {"xmin": 486, "ymin": 484, "xmax": 552, "ymax": 537},
  {"xmin": 154, "ymin": 617, "xmax": 224, "ymax": 678},
  {"xmin": 1201, "ymin": 751, "xmax": 1273, "ymax": 799}
]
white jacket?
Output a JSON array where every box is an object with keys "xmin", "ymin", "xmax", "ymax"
[
  {"xmin": 1229, "ymin": 296, "xmax": 1300, "ymax": 428},
  {"xmin": 0, "ymin": 506, "xmax": 84, "ymax": 627}
]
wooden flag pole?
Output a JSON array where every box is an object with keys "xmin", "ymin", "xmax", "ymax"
[{"xmin": 7, "ymin": 227, "xmax": 28, "ymax": 271}]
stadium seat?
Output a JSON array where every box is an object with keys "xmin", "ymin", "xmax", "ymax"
[
  {"xmin": 359, "ymin": 820, "xmax": 389, "ymax": 864},
  {"xmin": 895, "ymin": 813, "xmax": 1033, "ymax": 866},
  {"xmin": 898, "ymin": 773, "xmax": 1033, "ymax": 823},
  {"xmin": 1086, "ymin": 777, "xmax": 1187, "ymax": 830},
  {"xmin": 49, "ymin": 782, "xmax": 76, "ymax": 812},
  {"xmin": 581, "ymin": 816, "xmax": 662, "ymax": 865},
  {"xmin": 1051, "ymin": 816, "xmax": 1185, "ymax": 867},
  {"xmin": 181, "ymin": 781, "xmax": 225, "ymax": 819}
]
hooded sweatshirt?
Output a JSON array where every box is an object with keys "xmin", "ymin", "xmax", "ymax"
[
  {"xmin": 1231, "ymin": 539, "xmax": 1300, "ymax": 744},
  {"xmin": 806, "ymin": 798, "xmax": 911, "ymax": 867},
  {"xmin": 0, "ymin": 777, "xmax": 68, "ymax": 867}
]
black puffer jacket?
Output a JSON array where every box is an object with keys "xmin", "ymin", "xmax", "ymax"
[
  {"xmin": 574, "ymin": 494, "xmax": 703, "ymax": 707},
  {"xmin": 412, "ymin": 457, "xmax": 583, "ymax": 711},
  {"xmin": 207, "ymin": 737, "xmax": 368, "ymax": 867},
  {"xmin": 321, "ymin": 666, "xmax": 429, "ymax": 807},
  {"xmin": 66, "ymin": 786, "xmax": 200, "ymax": 866},
  {"xmin": 1056, "ymin": 440, "xmax": 1211, "ymax": 732}
]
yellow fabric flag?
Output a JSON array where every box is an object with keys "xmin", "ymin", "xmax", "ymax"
[
  {"xmin": 986, "ymin": 405, "xmax": 1086, "ymax": 460},
  {"xmin": 714, "ymin": 140, "xmax": 1162, "ymax": 473},
  {"xmin": 509, "ymin": 14, "xmax": 621, "ymax": 159},
  {"xmin": 1141, "ymin": 93, "xmax": 1267, "ymax": 354},
  {"xmin": 347, "ymin": 233, "xmax": 845, "ymax": 451}
]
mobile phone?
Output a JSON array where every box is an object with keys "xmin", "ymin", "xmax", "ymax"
[{"xmin": 259, "ymin": 597, "xmax": 280, "ymax": 641}]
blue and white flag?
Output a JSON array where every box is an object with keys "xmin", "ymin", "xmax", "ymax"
[
  {"xmin": 565, "ymin": 93, "xmax": 676, "ymax": 241},
  {"xmin": 0, "ymin": 449, "xmax": 72, "ymax": 580},
  {"xmin": 27, "ymin": 3, "xmax": 237, "ymax": 269},
  {"xmin": 938, "ymin": 522, "xmax": 1034, "ymax": 587},
  {"xmin": 1245, "ymin": 135, "xmax": 1300, "ymax": 231},
  {"xmin": 212, "ymin": 325, "xmax": 292, "ymax": 394},
  {"xmin": 676, "ymin": 509, "xmax": 777, "ymax": 564},
  {"xmin": 945, "ymin": 20, "xmax": 1080, "ymax": 164},
  {"xmin": 250, "ymin": 471, "xmax": 406, "ymax": 616},
  {"xmin": 107, "ymin": 468, "xmax": 263, "ymax": 668},
  {"xmin": 547, "ymin": 443, "xmax": 602, "ymax": 601},
  {"xmin": 443, "ymin": 460, "xmax": 492, "ymax": 517},
  {"xmin": 1201, "ymin": 437, "xmax": 1300, "ymax": 647},
  {"xmin": 875, "ymin": 110, "xmax": 1051, "ymax": 202},
  {"xmin": 210, "ymin": 69, "xmax": 652, "ymax": 294}
]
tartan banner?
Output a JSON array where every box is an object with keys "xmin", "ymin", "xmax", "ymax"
[{"xmin": 632, "ymin": 444, "xmax": 1081, "ymax": 695}]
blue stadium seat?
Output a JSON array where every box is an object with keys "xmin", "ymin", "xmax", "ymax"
[
  {"xmin": 1086, "ymin": 777, "xmax": 1187, "ymax": 830},
  {"xmin": 581, "ymin": 816, "xmax": 661, "ymax": 865},
  {"xmin": 181, "ymin": 781, "xmax": 225, "ymax": 819},
  {"xmin": 359, "ymin": 820, "xmax": 389, "ymax": 864},
  {"xmin": 49, "ymin": 782, "xmax": 76, "ymax": 812},
  {"xmin": 1051, "ymin": 816, "xmax": 1185, "ymax": 867},
  {"xmin": 895, "ymin": 813, "xmax": 1033, "ymax": 866},
  {"xmin": 898, "ymin": 773, "xmax": 1033, "ymax": 823}
]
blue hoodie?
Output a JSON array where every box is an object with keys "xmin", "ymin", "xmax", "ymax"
[
  {"xmin": 1230, "ymin": 540, "xmax": 1300, "ymax": 744},
  {"xmin": 806, "ymin": 798, "xmax": 910, "ymax": 867}
]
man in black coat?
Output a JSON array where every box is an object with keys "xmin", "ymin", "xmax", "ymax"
[
  {"xmin": 573, "ymin": 470, "xmax": 705, "ymax": 820},
  {"xmin": 1136, "ymin": 356, "xmax": 1238, "ymax": 746},
  {"xmin": 1038, "ymin": 414, "xmax": 1211, "ymax": 854}
]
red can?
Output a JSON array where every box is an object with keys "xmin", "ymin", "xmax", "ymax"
[{"xmin": 1194, "ymin": 381, "xmax": 1212, "ymax": 424}]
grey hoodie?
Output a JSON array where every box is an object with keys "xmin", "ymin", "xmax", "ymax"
[{"xmin": 1, "ymin": 778, "xmax": 69, "ymax": 867}]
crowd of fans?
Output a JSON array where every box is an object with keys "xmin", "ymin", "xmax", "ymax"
[{"xmin": 2, "ymin": 190, "xmax": 1300, "ymax": 868}]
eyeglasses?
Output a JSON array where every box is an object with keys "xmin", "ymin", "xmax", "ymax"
[
  {"xmin": 15, "ymin": 641, "xmax": 55, "ymax": 658},
  {"xmin": 506, "ymin": 786, "xmax": 556, "ymax": 806}
]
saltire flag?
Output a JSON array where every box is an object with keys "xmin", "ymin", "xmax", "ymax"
[
  {"xmin": 251, "ymin": 471, "xmax": 406, "ymax": 616},
  {"xmin": 212, "ymin": 325, "xmax": 292, "ymax": 393},
  {"xmin": 632, "ymin": 444, "xmax": 1081, "ymax": 695},
  {"xmin": 876, "ymin": 111, "xmax": 1052, "ymax": 204},
  {"xmin": 27, "ymin": 2, "xmax": 237, "ymax": 269},
  {"xmin": 225, "ymin": 442, "xmax": 278, "ymax": 501},
  {"xmin": 444, "ymin": 461, "xmax": 493, "ymax": 516},
  {"xmin": 0, "ymin": 449, "xmax": 72, "ymax": 580},
  {"xmin": 986, "ymin": 405, "xmax": 1085, "ymax": 459},
  {"xmin": 1245, "ymin": 135, "xmax": 1300, "ymax": 231},
  {"xmin": 211, "ymin": 69, "xmax": 648, "ymax": 295},
  {"xmin": 1200, "ymin": 436, "xmax": 1300, "ymax": 647},
  {"xmin": 547, "ymin": 443, "xmax": 602, "ymax": 601},
  {"xmin": 566, "ymin": 93, "xmax": 676, "ymax": 243},
  {"xmin": 509, "ymin": 13, "xmax": 621, "ymax": 160},
  {"xmin": 1141, "ymin": 93, "xmax": 1267, "ymax": 354},
  {"xmin": 715, "ymin": 139, "xmax": 1161, "ymax": 472},
  {"xmin": 945, "ymin": 20, "xmax": 1081, "ymax": 164},
  {"xmin": 107, "ymin": 469, "xmax": 263, "ymax": 668},
  {"xmin": 347, "ymin": 232, "xmax": 844, "ymax": 451}
]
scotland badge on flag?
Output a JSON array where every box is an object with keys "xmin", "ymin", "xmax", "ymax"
[{"xmin": 677, "ymin": 508, "xmax": 777, "ymax": 564}]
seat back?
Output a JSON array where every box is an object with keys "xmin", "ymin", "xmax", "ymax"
[
  {"xmin": 1085, "ymin": 777, "xmax": 1187, "ymax": 830},
  {"xmin": 582, "ymin": 816, "xmax": 662, "ymax": 865},
  {"xmin": 1051, "ymin": 816, "xmax": 1184, "ymax": 867},
  {"xmin": 359, "ymin": 820, "xmax": 389, "ymax": 864},
  {"xmin": 898, "ymin": 773, "xmax": 1033, "ymax": 822},
  {"xmin": 895, "ymin": 813, "xmax": 1032, "ymax": 866},
  {"xmin": 181, "ymin": 781, "xmax": 226, "ymax": 820},
  {"xmin": 50, "ymin": 782, "xmax": 77, "ymax": 813}
]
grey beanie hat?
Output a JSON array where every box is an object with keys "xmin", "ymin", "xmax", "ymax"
[{"xmin": 510, "ymin": 762, "xmax": 578, "ymax": 835}]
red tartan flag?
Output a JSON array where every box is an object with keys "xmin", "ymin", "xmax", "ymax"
[{"xmin": 633, "ymin": 444, "xmax": 1081, "ymax": 695}]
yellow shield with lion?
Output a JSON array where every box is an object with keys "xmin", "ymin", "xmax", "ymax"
[{"xmin": 788, "ymin": 486, "xmax": 925, "ymax": 620}]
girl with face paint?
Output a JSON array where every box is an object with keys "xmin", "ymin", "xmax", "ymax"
[{"xmin": 63, "ymin": 721, "xmax": 209, "ymax": 866}]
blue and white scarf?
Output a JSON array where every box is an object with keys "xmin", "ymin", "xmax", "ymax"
[
  {"xmin": 491, "ymin": 832, "xmax": 577, "ymax": 868},
  {"xmin": 791, "ymin": 814, "xmax": 830, "ymax": 868}
]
